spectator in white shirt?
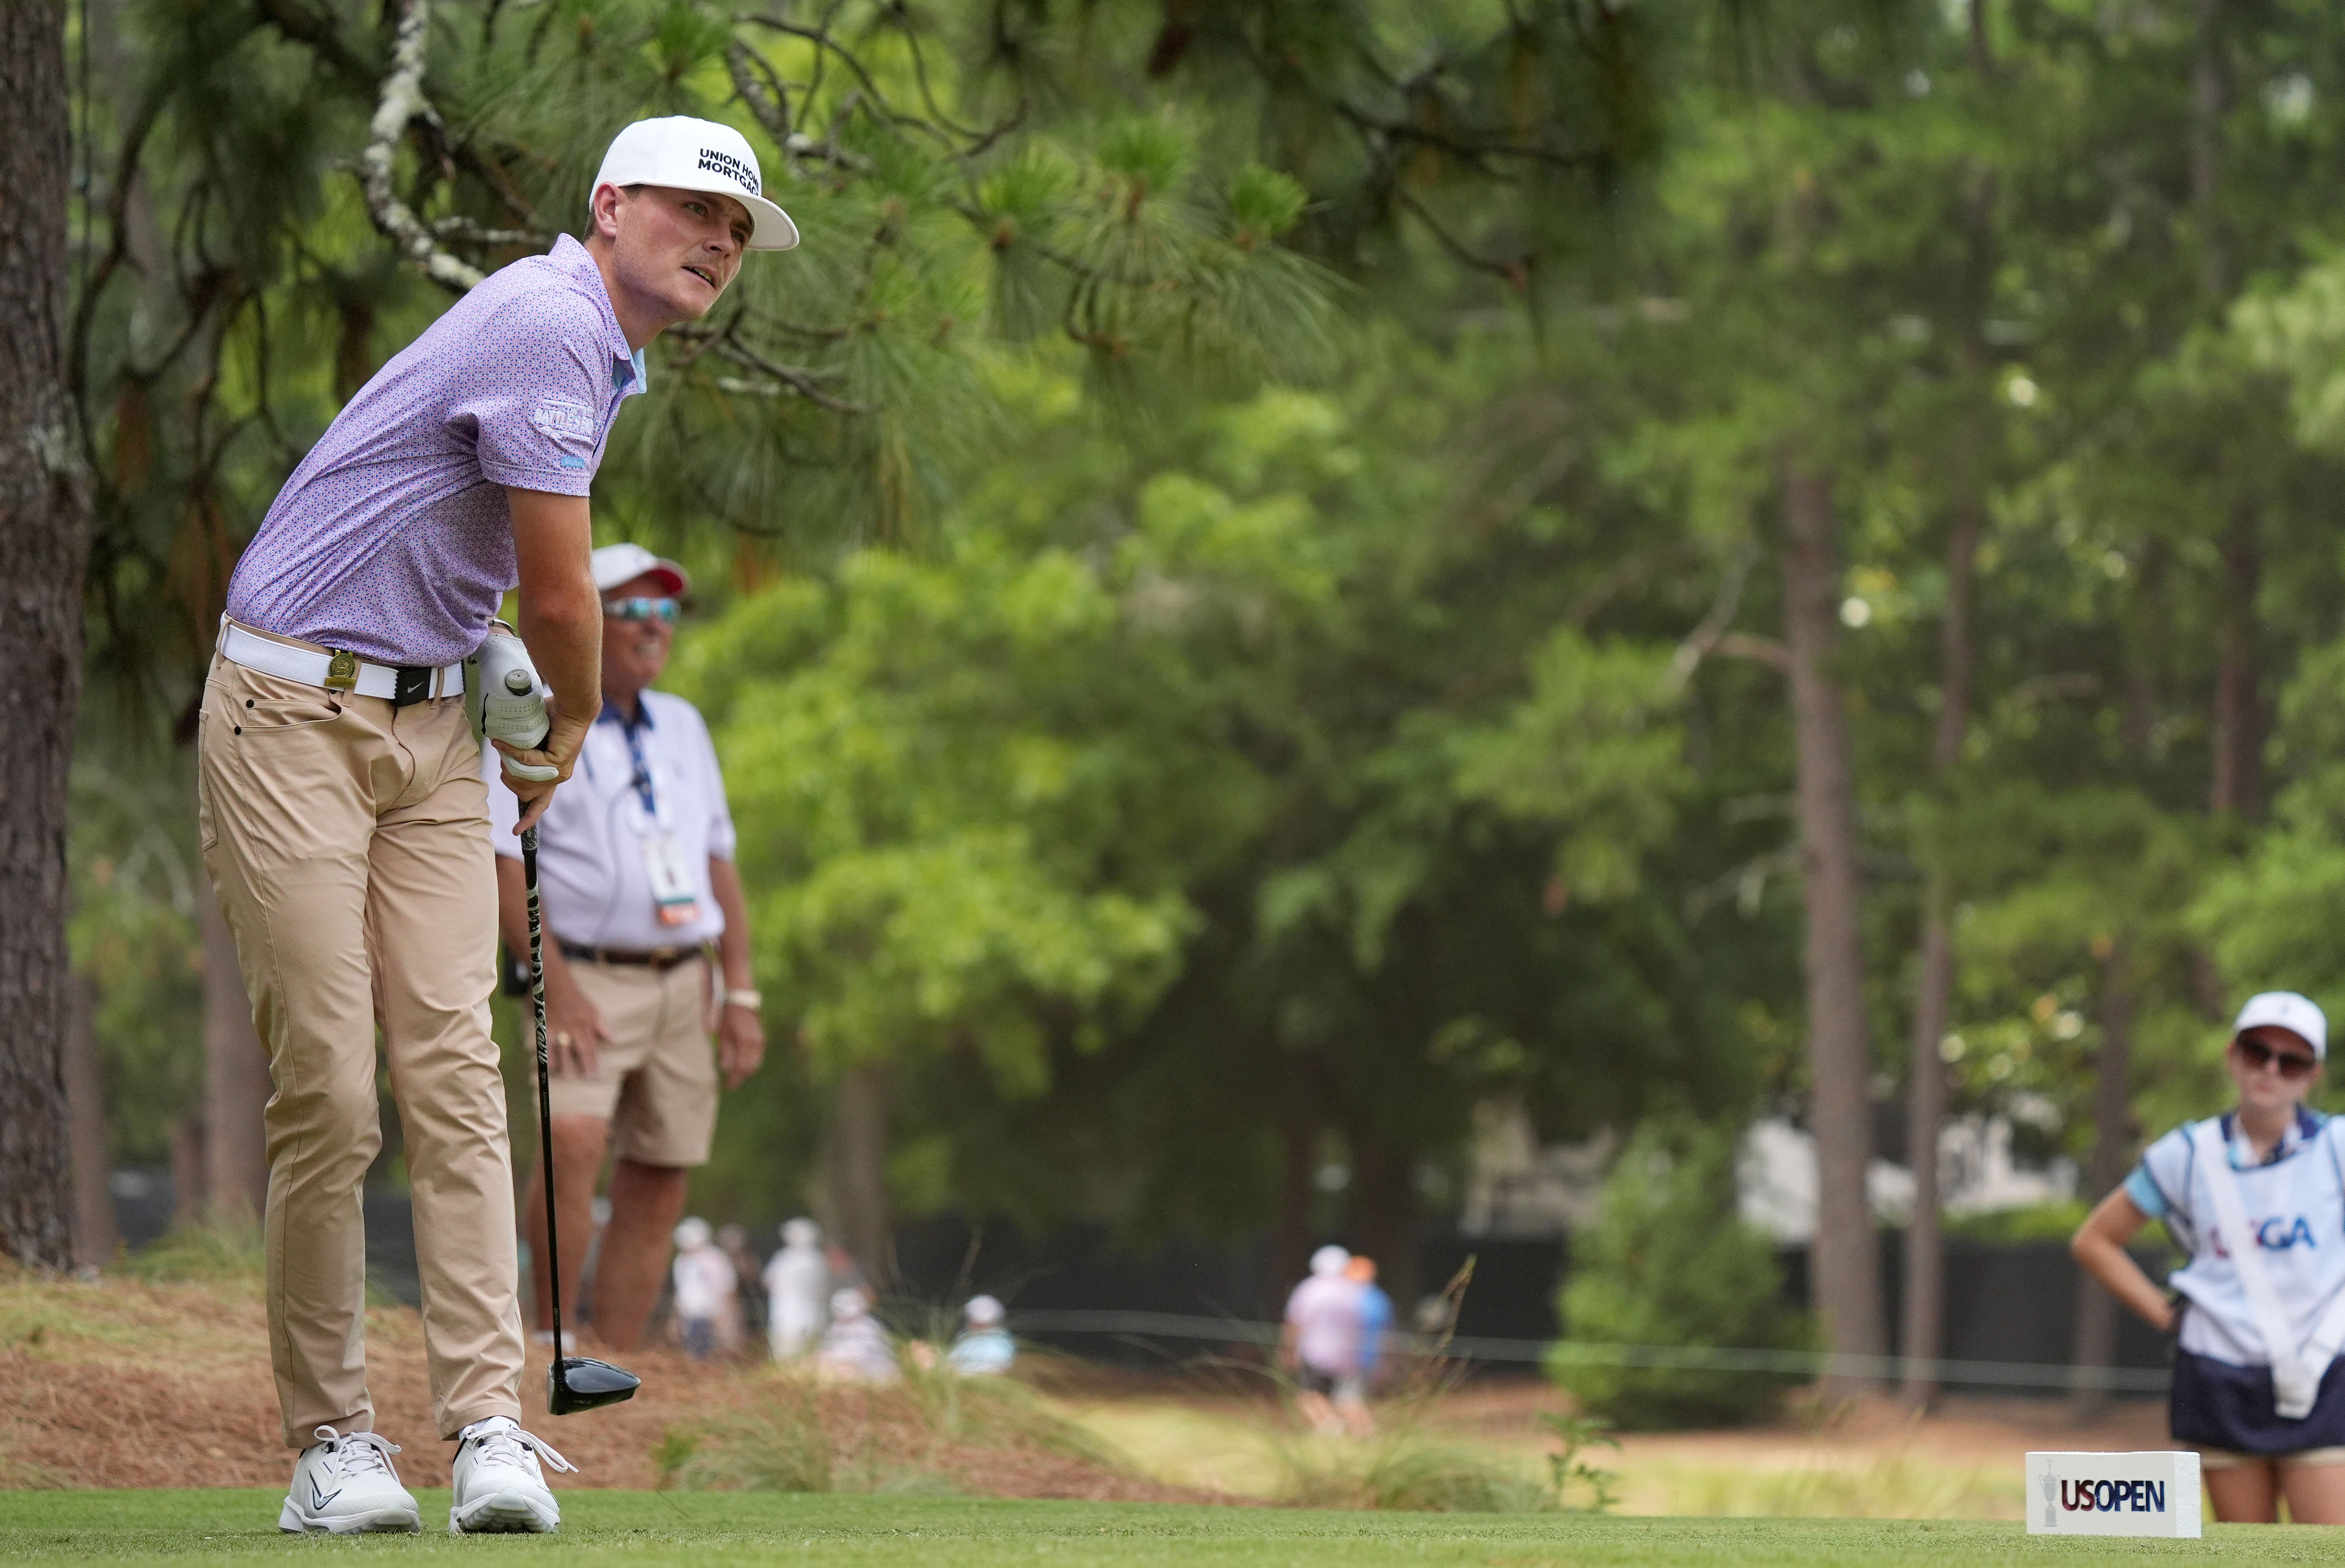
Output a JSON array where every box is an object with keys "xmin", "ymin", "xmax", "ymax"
[
  {"xmin": 816, "ymin": 1288, "xmax": 900, "ymax": 1383},
  {"xmin": 670, "ymin": 1217, "xmax": 737, "ymax": 1360},
  {"xmin": 1281, "ymin": 1246, "xmax": 1363, "ymax": 1437},
  {"xmin": 764, "ymin": 1217, "xmax": 830, "ymax": 1361},
  {"xmin": 487, "ymin": 543, "xmax": 766, "ymax": 1354}
]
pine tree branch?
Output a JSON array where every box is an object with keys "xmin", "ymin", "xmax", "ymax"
[
  {"xmin": 705, "ymin": 339, "xmax": 869, "ymax": 413},
  {"xmin": 726, "ymin": 39, "xmax": 791, "ymax": 146},
  {"xmin": 1393, "ymin": 188, "xmax": 1531, "ymax": 292},
  {"xmin": 252, "ymin": 0, "xmax": 374, "ymax": 95},
  {"xmin": 360, "ymin": 0, "xmax": 486, "ymax": 294},
  {"xmin": 428, "ymin": 216, "xmax": 542, "ymax": 247}
]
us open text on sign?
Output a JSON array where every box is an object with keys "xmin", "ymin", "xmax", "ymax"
[{"xmin": 2024, "ymin": 1451, "xmax": 2201, "ymax": 1538}]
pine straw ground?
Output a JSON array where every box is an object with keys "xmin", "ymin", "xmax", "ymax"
[{"xmin": 0, "ymin": 1265, "xmax": 1218, "ymax": 1502}]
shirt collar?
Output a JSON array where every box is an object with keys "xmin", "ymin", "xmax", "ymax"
[
  {"xmin": 2220, "ymin": 1107, "xmax": 2323, "ymax": 1167},
  {"xmin": 549, "ymin": 233, "xmax": 641, "ymax": 392},
  {"xmin": 597, "ymin": 696, "xmax": 656, "ymax": 731}
]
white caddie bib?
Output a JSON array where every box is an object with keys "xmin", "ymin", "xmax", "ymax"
[{"xmin": 2190, "ymin": 1118, "xmax": 2345, "ymax": 1418}]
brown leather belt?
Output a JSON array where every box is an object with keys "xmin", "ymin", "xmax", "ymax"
[{"xmin": 558, "ymin": 941, "xmax": 701, "ymax": 972}]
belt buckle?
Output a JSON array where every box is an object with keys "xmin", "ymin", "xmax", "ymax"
[{"xmin": 324, "ymin": 650, "xmax": 359, "ymax": 691}]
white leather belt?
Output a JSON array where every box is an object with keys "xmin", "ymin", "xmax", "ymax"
[{"xmin": 218, "ymin": 622, "xmax": 465, "ymax": 704}]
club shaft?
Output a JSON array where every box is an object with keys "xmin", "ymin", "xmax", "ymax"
[{"xmin": 523, "ymin": 826, "xmax": 566, "ymax": 1369}]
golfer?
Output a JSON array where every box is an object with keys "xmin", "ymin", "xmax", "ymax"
[
  {"xmin": 2073, "ymin": 992, "xmax": 2345, "ymax": 1524},
  {"xmin": 487, "ymin": 543, "xmax": 765, "ymax": 1357},
  {"xmin": 200, "ymin": 116, "xmax": 795, "ymax": 1536}
]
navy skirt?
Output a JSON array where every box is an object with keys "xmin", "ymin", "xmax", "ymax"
[{"xmin": 2171, "ymin": 1347, "xmax": 2345, "ymax": 1454}]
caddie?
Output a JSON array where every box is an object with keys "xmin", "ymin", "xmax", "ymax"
[
  {"xmin": 486, "ymin": 543, "xmax": 766, "ymax": 1358},
  {"xmin": 199, "ymin": 116, "xmax": 796, "ymax": 1537},
  {"xmin": 2075, "ymin": 992, "xmax": 2345, "ymax": 1524}
]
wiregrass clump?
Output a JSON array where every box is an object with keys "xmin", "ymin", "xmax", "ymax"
[
  {"xmin": 656, "ymin": 1360, "xmax": 1123, "ymax": 1494},
  {"xmin": 120, "ymin": 1213, "xmax": 266, "ymax": 1285},
  {"xmin": 1277, "ymin": 1431, "xmax": 1556, "ymax": 1513}
]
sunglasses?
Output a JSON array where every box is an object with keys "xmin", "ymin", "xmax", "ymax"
[
  {"xmin": 2235, "ymin": 1036, "xmax": 2320, "ymax": 1079},
  {"xmin": 604, "ymin": 596, "xmax": 680, "ymax": 625}
]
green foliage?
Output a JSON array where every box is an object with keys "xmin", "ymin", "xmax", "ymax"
[
  {"xmin": 1539, "ymin": 1412, "xmax": 1622, "ymax": 1513},
  {"xmin": 1550, "ymin": 1123, "xmax": 1813, "ymax": 1431}
]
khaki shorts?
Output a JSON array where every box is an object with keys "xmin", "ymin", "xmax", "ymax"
[
  {"xmin": 2197, "ymin": 1445, "xmax": 2345, "ymax": 1470},
  {"xmin": 549, "ymin": 955, "xmax": 718, "ymax": 1167}
]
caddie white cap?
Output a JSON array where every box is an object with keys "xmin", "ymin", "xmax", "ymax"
[
  {"xmin": 591, "ymin": 542, "xmax": 689, "ymax": 597},
  {"xmin": 591, "ymin": 116, "xmax": 799, "ymax": 251},
  {"xmin": 2235, "ymin": 991, "xmax": 2327, "ymax": 1062}
]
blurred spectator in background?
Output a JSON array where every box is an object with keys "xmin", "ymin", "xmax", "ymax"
[
  {"xmin": 1339, "ymin": 1254, "xmax": 1392, "ymax": 1437},
  {"xmin": 946, "ymin": 1295, "xmax": 1015, "ymax": 1375},
  {"xmin": 1280, "ymin": 1245, "xmax": 1362, "ymax": 1437},
  {"xmin": 765, "ymin": 1217, "xmax": 830, "ymax": 1361},
  {"xmin": 670, "ymin": 1217, "xmax": 737, "ymax": 1360},
  {"xmin": 816, "ymin": 1287, "xmax": 899, "ymax": 1383},
  {"xmin": 717, "ymin": 1222, "xmax": 761, "ymax": 1351}
]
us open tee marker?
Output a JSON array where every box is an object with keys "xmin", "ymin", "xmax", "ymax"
[{"xmin": 2025, "ymin": 1451, "xmax": 2200, "ymax": 1538}]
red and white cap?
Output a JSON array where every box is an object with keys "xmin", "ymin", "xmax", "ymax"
[
  {"xmin": 591, "ymin": 542, "xmax": 688, "ymax": 597},
  {"xmin": 590, "ymin": 116, "xmax": 799, "ymax": 251},
  {"xmin": 2234, "ymin": 991, "xmax": 2327, "ymax": 1062}
]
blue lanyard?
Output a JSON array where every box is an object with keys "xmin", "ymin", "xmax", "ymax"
[{"xmin": 613, "ymin": 709, "xmax": 658, "ymax": 819}]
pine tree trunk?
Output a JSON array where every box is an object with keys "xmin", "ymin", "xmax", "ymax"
[
  {"xmin": 65, "ymin": 971, "xmax": 115, "ymax": 1269},
  {"xmin": 201, "ymin": 885, "xmax": 270, "ymax": 1220},
  {"xmin": 1901, "ymin": 492, "xmax": 1983, "ymax": 1408},
  {"xmin": 1346, "ymin": 1127, "xmax": 1419, "ymax": 1320},
  {"xmin": 821, "ymin": 1061, "xmax": 892, "ymax": 1288},
  {"xmin": 2071, "ymin": 944, "xmax": 2137, "ymax": 1417},
  {"xmin": 1780, "ymin": 462, "xmax": 1884, "ymax": 1393},
  {"xmin": 0, "ymin": 0, "xmax": 88, "ymax": 1272},
  {"xmin": 1272, "ymin": 1101, "xmax": 1316, "ymax": 1312},
  {"xmin": 2211, "ymin": 505, "xmax": 2262, "ymax": 818},
  {"xmin": 1903, "ymin": 170, "xmax": 1991, "ymax": 1397}
]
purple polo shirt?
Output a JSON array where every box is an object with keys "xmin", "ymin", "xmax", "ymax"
[{"xmin": 226, "ymin": 235, "xmax": 646, "ymax": 667}]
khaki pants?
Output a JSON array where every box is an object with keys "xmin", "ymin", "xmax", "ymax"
[
  {"xmin": 552, "ymin": 957, "xmax": 719, "ymax": 1167},
  {"xmin": 198, "ymin": 639, "xmax": 525, "ymax": 1447}
]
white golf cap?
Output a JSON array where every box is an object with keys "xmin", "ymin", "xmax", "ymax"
[
  {"xmin": 1310, "ymin": 1245, "xmax": 1349, "ymax": 1277},
  {"xmin": 673, "ymin": 1216, "xmax": 712, "ymax": 1250},
  {"xmin": 2235, "ymin": 991, "xmax": 2327, "ymax": 1061},
  {"xmin": 591, "ymin": 542, "xmax": 689, "ymax": 596},
  {"xmin": 964, "ymin": 1294, "xmax": 1004, "ymax": 1326},
  {"xmin": 591, "ymin": 116, "xmax": 799, "ymax": 251}
]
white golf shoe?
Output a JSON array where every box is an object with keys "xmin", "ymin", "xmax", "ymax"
[
  {"xmin": 277, "ymin": 1425, "xmax": 421, "ymax": 1535},
  {"xmin": 449, "ymin": 1415, "xmax": 575, "ymax": 1534}
]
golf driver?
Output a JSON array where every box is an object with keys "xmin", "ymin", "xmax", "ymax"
[{"xmin": 483, "ymin": 634, "xmax": 641, "ymax": 1415}]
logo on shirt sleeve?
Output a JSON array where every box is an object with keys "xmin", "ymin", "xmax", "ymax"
[{"xmin": 530, "ymin": 397, "xmax": 599, "ymax": 442}]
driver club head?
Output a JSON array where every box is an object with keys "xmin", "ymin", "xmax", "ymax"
[{"xmin": 548, "ymin": 1355, "xmax": 641, "ymax": 1415}]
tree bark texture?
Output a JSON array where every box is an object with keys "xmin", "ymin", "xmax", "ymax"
[
  {"xmin": 170, "ymin": 1117, "xmax": 208, "ymax": 1226},
  {"xmin": 0, "ymin": 0, "xmax": 90, "ymax": 1271},
  {"xmin": 2070, "ymin": 946, "xmax": 2137, "ymax": 1416},
  {"xmin": 1272, "ymin": 1099, "xmax": 1317, "ymax": 1312},
  {"xmin": 201, "ymin": 885, "xmax": 271, "ymax": 1220},
  {"xmin": 65, "ymin": 972, "xmax": 115, "ymax": 1269},
  {"xmin": 1903, "ymin": 174, "xmax": 1992, "ymax": 1396},
  {"xmin": 1780, "ymin": 464, "xmax": 1886, "ymax": 1385},
  {"xmin": 820, "ymin": 1061, "xmax": 893, "ymax": 1288},
  {"xmin": 2211, "ymin": 504, "xmax": 2263, "ymax": 818},
  {"xmin": 1346, "ymin": 1126, "xmax": 1419, "ymax": 1317}
]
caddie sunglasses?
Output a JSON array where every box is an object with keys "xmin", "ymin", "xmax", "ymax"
[
  {"xmin": 2235, "ymin": 1036, "xmax": 2319, "ymax": 1079},
  {"xmin": 604, "ymin": 596, "xmax": 680, "ymax": 625}
]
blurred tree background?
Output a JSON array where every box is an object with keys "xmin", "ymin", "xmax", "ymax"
[{"xmin": 48, "ymin": 0, "xmax": 2345, "ymax": 1403}]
